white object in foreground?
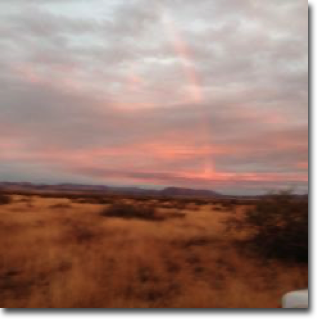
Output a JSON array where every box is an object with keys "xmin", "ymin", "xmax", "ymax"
[{"xmin": 282, "ymin": 289, "xmax": 308, "ymax": 308}]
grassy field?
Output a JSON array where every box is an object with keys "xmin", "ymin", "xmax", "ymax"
[{"xmin": 0, "ymin": 193, "xmax": 308, "ymax": 308}]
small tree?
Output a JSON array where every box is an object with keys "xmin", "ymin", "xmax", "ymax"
[{"xmin": 227, "ymin": 192, "xmax": 308, "ymax": 263}]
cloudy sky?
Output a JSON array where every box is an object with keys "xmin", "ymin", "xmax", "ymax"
[{"xmin": 0, "ymin": 0, "xmax": 308, "ymax": 194}]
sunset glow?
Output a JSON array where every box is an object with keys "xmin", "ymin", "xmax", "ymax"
[{"xmin": 0, "ymin": 0, "xmax": 308, "ymax": 194}]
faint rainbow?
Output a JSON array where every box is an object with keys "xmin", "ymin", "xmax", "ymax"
[{"xmin": 162, "ymin": 11, "xmax": 216, "ymax": 179}]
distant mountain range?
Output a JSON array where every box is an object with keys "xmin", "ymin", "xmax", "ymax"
[
  {"xmin": 160, "ymin": 186, "xmax": 220, "ymax": 197},
  {"xmin": 0, "ymin": 182, "xmax": 221, "ymax": 198},
  {"xmin": 1, "ymin": 181, "xmax": 307, "ymax": 199}
]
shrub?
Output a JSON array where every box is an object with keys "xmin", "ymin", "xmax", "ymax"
[
  {"xmin": 0, "ymin": 193, "xmax": 11, "ymax": 205},
  {"xmin": 220, "ymin": 200, "xmax": 236, "ymax": 210},
  {"xmin": 101, "ymin": 202, "xmax": 163, "ymax": 221},
  {"xmin": 167, "ymin": 200, "xmax": 187, "ymax": 210},
  {"xmin": 183, "ymin": 198, "xmax": 208, "ymax": 206},
  {"xmin": 75, "ymin": 197, "xmax": 114, "ymax": 205},
  {"xmin": 226, "ymin": 192, "xmax": 308, "ymax": 263}
]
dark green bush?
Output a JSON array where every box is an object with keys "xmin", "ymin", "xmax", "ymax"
[
  {"xmin": 226, "ymin": 192, "xmax": 308, "ymax": 263},
  {"xmin": 101, "ymin": 202, "xmax": 163, "ymax": 221}
]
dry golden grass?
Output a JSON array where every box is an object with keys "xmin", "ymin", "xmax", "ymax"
[{"xmin": 0, "ymin": 194, "xmax": 308, "ymax": 308}]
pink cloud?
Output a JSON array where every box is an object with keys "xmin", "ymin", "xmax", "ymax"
[{"xmin": 0, "ymin": 133, "xmax": 308, "ymax": 191}]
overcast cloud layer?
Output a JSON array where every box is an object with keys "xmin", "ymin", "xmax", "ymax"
[{"xmin": 0, "ymin": 0, "xmax": 308, "ymax": 194}]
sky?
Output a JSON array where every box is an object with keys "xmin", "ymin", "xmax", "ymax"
[{"xmin": 0, "ymin": 0, "xmax": 308, "ymax": 195}]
